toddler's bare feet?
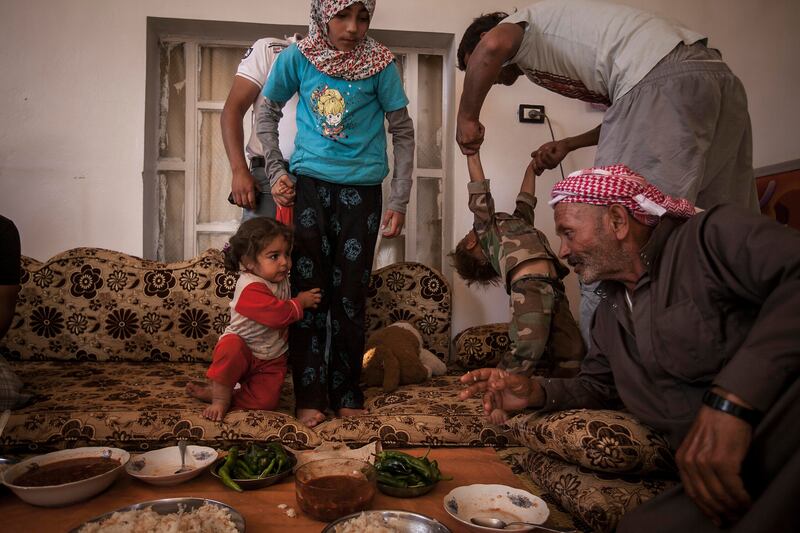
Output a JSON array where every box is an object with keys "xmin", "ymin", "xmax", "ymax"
[
  {"xmin": 203, "ymin": 400, "xmax": 230, "ymax": 422},
  {"xmin": 337, "ymin": 407, "xmax": 368, "ymax": 417},
  {"xmin": 488, "ymin": 407, "xmax": 509, "ymax": 425},
  {"xmin": 186, "ymin": 381, "xmax": 212, "ymax": 402},
  {"xmin": 297, "ymin": 408, "xmax": 327, "ymax": 428}
]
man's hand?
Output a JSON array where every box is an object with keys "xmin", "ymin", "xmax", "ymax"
[
  {"xmin": 456, "ymin": 115, "xmax": 485, "ymax": 155},
  {"xmin": 271, "ymin": 175, "xmax": 296, "ymax": 207},
  {"xmin": 458, "ymin": 368, "xmax": 544, "ymax": 418},
  {"xmin": 381, "ymin": 210, "xmax": 405, "ymax": 238},
  {"xmin": 676, "ymin": 397, "xmax": 753, "ymax": 527},
  {"xmin": 531, "ymin": 139, "xmax": 570, "ymax": 175},
  {"xmin": 230, "ymin": 168, "xmax": 260, "ymax": 210}
]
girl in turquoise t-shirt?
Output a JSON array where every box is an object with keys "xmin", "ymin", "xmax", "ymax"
[{"xmin": 256, "ymin": 0, "xmax": 415, "ymax": 428}]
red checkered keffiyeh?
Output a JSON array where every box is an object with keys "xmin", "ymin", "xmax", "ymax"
[
  {"xmin": 548, "ymin": 165, "xmax": 696, "ymax": 226},
  {"xmin": 297, "ymin": 0, "xmax": 395, "ymax": 81}
]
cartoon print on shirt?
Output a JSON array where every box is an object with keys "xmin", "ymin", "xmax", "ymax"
[{"xmin": 311, "ymin": 85, "xmax": 346, "ymax": 139}]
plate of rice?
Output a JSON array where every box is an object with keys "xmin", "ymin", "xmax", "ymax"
[
  {"xmin": 69, "ymin": 497, "xmax": 245, "ymax": 532},
  {"xmin": 321, "ymin": 510, "xmax": 451, "ymax": 533}
]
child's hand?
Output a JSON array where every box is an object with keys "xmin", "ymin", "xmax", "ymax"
[
  {"xmin": 381, "ymin": 210, "xmax": 405, "ymax": 237},
  {"xmin": 272, "ymin": 174, "xmax": 296, "ymax": 207},
  {"xmin": 298, "ymin": 288, "xmax": 322, "ymax": 309},
  {"xmin": 531, "ymin": 139, "xmax": 569, "ymax": 175}
]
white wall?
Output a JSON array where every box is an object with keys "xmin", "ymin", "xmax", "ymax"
[{"xmin": 1, "ymin": 0, "xmax": 798, "ymax": 337}]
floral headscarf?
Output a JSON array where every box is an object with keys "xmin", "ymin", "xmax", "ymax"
[{"xmin": 297, "ymin": 0, "xmax": 395, "ymax": 81}]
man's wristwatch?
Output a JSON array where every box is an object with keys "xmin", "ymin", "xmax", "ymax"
[{"xmin": 702, "ymin": 389, "xmax": 761, "ymax": 426}]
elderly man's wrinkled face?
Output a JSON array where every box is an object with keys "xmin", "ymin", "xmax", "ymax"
[{"xmin": 554, "ymin": 203, "xmax": 629, "ymax": 284}]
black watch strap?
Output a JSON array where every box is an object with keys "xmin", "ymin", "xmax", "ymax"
[{"xmin": 702, "ymin": 389, "xmax": 761, "ymax": 426}]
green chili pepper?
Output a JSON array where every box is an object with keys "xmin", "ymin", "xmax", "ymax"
[
  {"xmin": 258, "ymin": 457, "xmax": 277, "ymax": 478},
  {"xmin": 377, "ymin": 472, "xmax": 408, "ymax": 487}
]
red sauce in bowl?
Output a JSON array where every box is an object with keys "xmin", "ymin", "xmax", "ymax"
[{"xmin": 12, "ymin": 457, "xmax": 120, "ymax": 487}]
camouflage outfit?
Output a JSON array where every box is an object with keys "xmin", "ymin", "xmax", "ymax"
[{"xmin": 468, "ymin": 180, "xmax": 585, "ymax": 376}]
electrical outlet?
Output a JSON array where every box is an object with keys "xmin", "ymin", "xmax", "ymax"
[{"xmin": 519, "ymin": 104, "xmax": 545, "ymax": 124}]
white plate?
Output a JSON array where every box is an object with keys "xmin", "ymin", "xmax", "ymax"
[
  {"xmin": 69, "ymin": 497, "xmax": 245, "ymax": 532},
  {"xmin": 443, "ymin": 484, "xmax": 549, "ymax": 532},
  {"xmin": 126, "ymin": 445, "xmax": 217, "ymax": 486},
  {"xmin": 2, "ymin": 447, "xmax": 130, "ymax": 507}
]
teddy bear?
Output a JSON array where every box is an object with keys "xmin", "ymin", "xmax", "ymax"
[{"xmin": 362, "ymin": 321, "xmax": 447, "ymax": 392}]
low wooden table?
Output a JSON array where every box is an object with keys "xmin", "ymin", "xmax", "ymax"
[{"xmin": 1, "ymin": 448, "xmax": 526, "ymax": 532}]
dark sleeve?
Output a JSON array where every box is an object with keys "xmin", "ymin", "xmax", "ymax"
[
  {"xmin": 537, "ymin": 322, "xmax": 622, "ymax": 412},
  {"xmin": 513, "ymin": 192, "xmax": 538, "ymax": 226},
  {"xmin": 705, "ymin": 206, "xmax": 800, "ymax": 412},
  {"xmin": 0, "ymin": 217, "xmax": 21, "ymax": 285}
]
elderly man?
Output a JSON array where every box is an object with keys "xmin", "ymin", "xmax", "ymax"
[{"xmin": 460, "ymin": 165, "xmax": 799, "ymax": 532}]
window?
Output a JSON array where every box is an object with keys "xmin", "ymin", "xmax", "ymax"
[{"xmin": 145, "ymin": 20, "xmax": 451, "ymax": 275}]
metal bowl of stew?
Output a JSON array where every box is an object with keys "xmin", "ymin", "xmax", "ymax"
[{"xmin": 2, "ymin": 447, "xmax": 130, "ymax": 507}]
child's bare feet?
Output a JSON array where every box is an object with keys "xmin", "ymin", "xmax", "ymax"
[
  {"xmin": 337, "ymin": 407, "xmax": 368, "ymax": 417},
  {"xmin": 186, "ymin": 381, "xmax": 213, "ymax": 402},
  {"xmin": 488, "ymin": 407, "xmax": 509, "ymax": 425},
  {"xmin": 297, "ymin": 408, "xmax": 327, "ymax": 428},
  {"xmin": 189, "ymin": 380, "xmax": 233, "ymax": 422},
  {"xmin": 203, "ymin": 400, "xmax": 231, "ymax": 422}
]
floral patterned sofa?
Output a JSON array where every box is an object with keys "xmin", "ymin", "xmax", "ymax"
[
  {"xmin": 0, "ymin": 248, "xmax": 513, "ymax": 455},
  {"xmin": 0, "ymin": 247, "xmax": 678, "ymax": 531}
]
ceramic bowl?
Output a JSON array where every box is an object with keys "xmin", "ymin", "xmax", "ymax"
[
  {"xmin": 2, "ymin": 447, "xmax": 130, "ymax": 507},
  {"xmin": 126, "ymin": 445, "xmax": 217, "ymax": 486},
  {"xmin": 295, "ymin": 458, "xmax": 377, "ymax": 521},
  {"xmin": 443, "ymin": 484, "xmax": 549, "ymax": 532}
]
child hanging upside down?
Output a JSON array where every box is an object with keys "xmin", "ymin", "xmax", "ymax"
[
  {"xmin": 187, "ymin": 217, "xmax": 321, "ymax": 421},
  {"xmin": 450, "ymin": 153, "xmax": 585, "ymax": 423}
]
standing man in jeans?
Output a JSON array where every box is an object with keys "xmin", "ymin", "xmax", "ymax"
[
  {"xmin": 221, "ymin": 36, "xmax": 300, "ymax": 222},
  {"xmin": 456, "ymin": 0, "xmax": 758, "ymax": 344}
]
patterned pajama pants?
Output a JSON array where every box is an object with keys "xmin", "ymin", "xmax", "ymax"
[{"xmin": 288, "ymin": 175, "xmax": 382, "ymax": 412}]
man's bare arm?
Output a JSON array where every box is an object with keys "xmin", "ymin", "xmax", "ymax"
[
  {"xmin": 456, "ymin": 23, "xmax": 524, "ymax": 154},
  {"xmin": 221, "ymin": 77, "xmax": 261, "ymax": 209},
  {"xmin": 466, "ymin": 153, "xmax": 487, "ymax": 183}
]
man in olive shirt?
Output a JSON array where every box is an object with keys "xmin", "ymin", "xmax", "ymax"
[{"xmin": 460, "ymin": 166, "xmax": 799, "ymax": 532}]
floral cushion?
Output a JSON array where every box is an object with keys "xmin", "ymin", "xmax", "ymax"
[
  {"xmin": 315, "ymin": 372, "xmax": 511, "ymax": 448},
  {"xmin": 1, "ymin": 251, "xmax": 451, "ymax": 364},
  {"xmin": 1, "ymin": 362, "xmax": 507, "ymax": 454},
  {"xmin": 526, "ymin": 451, "xmax": 677, "ymax": 533},
  {"xmin": 2, "ymin": 248, "xmax": 235, "ymax": 362},
  {"xmin": 366, "ymin": 262, "xmax": 450, "ymax": 362},
  {"xmin": 452, "ymin": 323, "xmax": 510, "ymax": 369},
  {"xmin": 508, "ymin": 409, "xmax": 676, "ymax": 476}
]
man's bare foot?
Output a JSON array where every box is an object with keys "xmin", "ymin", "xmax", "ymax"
[
  {"xmin": 337, "ymin": 407, "xmax": 368, "ymax": 417},
  {"xmin": 203, "ymin": 400, "xmax": 230, "ymax": 422},
  {"xmin": 186, "ymin": 381, "xmax": 212, "ymax": 402},
  {"xmin": 297, "ymin": 408, "xmax": 327, "ymax": 428}
]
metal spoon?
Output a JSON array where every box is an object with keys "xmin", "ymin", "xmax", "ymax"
[
  {"xmin": 470, "ymin": 517, "xmax": 578, "ymax": 532},
  {"xmin": 174, "ymin": 440, "xmax": 193, "ymax": 474}
]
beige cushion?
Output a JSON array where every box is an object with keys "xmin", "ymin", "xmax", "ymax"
[
  {"xmin": 509, "ymin": 409, "xmax": 676, "ymax": 476},
  {"xmin": 3, "ymin": 248, "xmax": 233, "ymax": 362},
  {"xmin": 452, "ymin": 323, "xmax": 510, "ymax": 369},
  {"xmin": 526, "ymin": 451, "xmax": 677, "ymax": 533}
]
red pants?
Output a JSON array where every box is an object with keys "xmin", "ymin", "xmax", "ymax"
[{"xmin": 206, "ymin": 334, "xmax": 287, "ymax": 411}]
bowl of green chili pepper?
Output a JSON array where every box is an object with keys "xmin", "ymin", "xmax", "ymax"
[
  {"xmin": 211, "ymin": 442, "xmax": 296, "ymax": 491},
  {"xmin": 374, "ymin": 450, "xmax": 451, "ymax": 498}
]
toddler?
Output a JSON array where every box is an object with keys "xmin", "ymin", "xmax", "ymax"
[{"xmin": 187, "ymin": 217, "xmax": 321, "ymax": 421}]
